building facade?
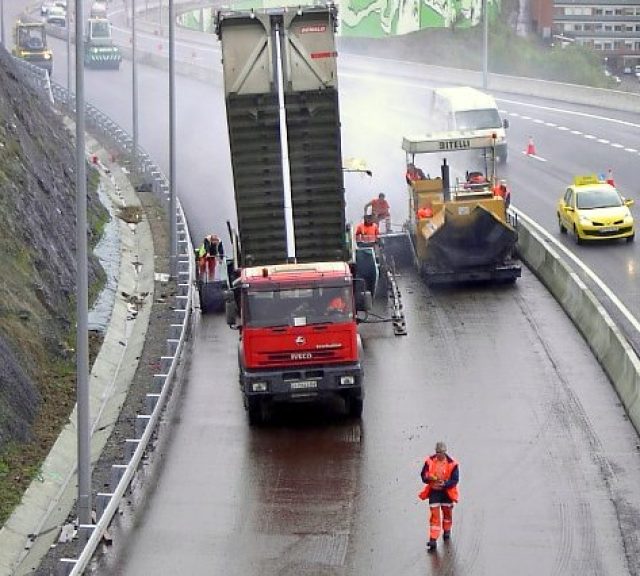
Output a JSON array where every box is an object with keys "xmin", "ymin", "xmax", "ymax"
[{"xmin": 531, "ymin": 0, "xmax": 640, "ymax": 71}]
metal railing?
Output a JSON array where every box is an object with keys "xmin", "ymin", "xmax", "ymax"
[{"xmin": 11, "ymin": 56, "xmax": 195, "ymax": 576}]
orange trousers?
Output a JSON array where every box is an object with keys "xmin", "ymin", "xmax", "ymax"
[
  {"xmin": 429, "ymin": 504, "xmax": 453, "ymax": 540},
  {"xmin": 198, "ymin": 256, "xmax": 217, "ymax": 282}
]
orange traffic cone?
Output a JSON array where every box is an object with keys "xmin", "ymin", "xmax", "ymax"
[
  {"xmin": 526, "ymin": 136, "xmax": 536, "ymax": 156},
  {"xmin": 606, "ymin": 169, "xmax": 615, "ymax": 187}
]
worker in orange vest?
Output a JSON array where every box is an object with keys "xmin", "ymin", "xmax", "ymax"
[
  {"xmin": 355, "ymin": 214, "xmax": 379, "ymax": 244},
  {"xmin": 492, "ymin": 180, "xmax": 511, "ymax": 208},
  {"xmin": 417, "ymin": 204, "xmax": 434, "ymax": 219},
  {"xmin": 365, "ymin": 193, "xmax": 391, "ymax": 233},
  {"xmin": 418, "ymin": 441, "xmax": 460, "ymax": 551},
  {"xmin": 326, "ymin": 295, "xmax": 348, "ymax": 316}
]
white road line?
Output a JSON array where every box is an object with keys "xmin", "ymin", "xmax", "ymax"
[
  {"xmin": 584, "ymin": 134, "xmax": 597, "ymax": 139},
  {"xmin": 597, "ymin": 139, "xmax": 611, "ymax": 144},
  {"xmin": 522, "ymin": 152, "xmax": 548, "ymax": 162},
  {"xmin": 558, "ymin": 126, "xmax": 570, "ymax": 131},
  {"xmin": 497, "ymin": 97, "xmax": 640, "ymax": 129},
  {"xmin": 571, "ymin": 130, "xmax": 583, "ymax": 135}
]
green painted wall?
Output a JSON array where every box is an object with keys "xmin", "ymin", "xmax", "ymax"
[{"xmin": 177, "ymin": 0, "xmax": 502, "ymax": 38}]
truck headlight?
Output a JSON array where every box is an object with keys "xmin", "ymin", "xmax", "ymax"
[
  {"xmin": 340, "ymin": 375, "xmax": 355, "ymax": 385},
  {"xmin": 252, "ymin": 381, "xmax": 268, "ymax": 392}
]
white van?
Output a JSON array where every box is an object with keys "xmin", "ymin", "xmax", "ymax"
[{"xmin": 430, "ymin": 86, "xmax": 510, "ymax": 162}]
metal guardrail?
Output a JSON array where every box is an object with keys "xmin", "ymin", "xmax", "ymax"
[{"xmin": 10, "ymin": 56, "xmax": 195, "ymax": 576}]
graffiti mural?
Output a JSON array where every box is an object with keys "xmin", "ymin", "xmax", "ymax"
[{"xmin": 339, "ymin": 0, "xmax": 500, "ymax": 37}]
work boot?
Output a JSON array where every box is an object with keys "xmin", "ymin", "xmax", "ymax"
[
  {"xmin": 443, "ymin": 530, "xmax": 451, "ymax": 541},
  {"xmin": 427, "ymin": 539, "xmax": 437, "ymax": 551}
]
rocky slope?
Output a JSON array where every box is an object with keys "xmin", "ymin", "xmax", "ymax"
[{"xmin": 0, "ymin": 48, "xmax": 106, "ymax": 522}]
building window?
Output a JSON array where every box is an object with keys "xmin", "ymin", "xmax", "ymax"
[{"xmin": 594, "ymin": 8, "xmax": 603, "ymax": 15}]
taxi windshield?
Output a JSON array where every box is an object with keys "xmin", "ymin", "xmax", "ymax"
[{"xmin": 576, "ymin": 188, "xmax": 622, "ymax": 210}]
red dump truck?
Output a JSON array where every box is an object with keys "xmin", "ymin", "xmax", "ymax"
[{"xmin": 215, "ymin": 5, "xmax": 370, "ymax": 425}]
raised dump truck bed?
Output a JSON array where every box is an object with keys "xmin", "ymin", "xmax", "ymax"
[{"xmin": 216, "ymin": 7, "xmax": 347, "ymax": 266}]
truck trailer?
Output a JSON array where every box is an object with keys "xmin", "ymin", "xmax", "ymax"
[{"xmin": 215, "ymin": 5, "xmax": 370, "ymax": 425}]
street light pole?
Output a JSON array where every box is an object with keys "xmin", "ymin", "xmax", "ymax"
[
  {"xmin": 1, "ymin": 0, "xmax": 5, "ymax": 48},
  {"xmin": 67, "ymin": 5, "xmax": 72, "ymax": 110},
  {"xmin": 169, "ymin": 0, "xmax": 177, "ymax": 277},
  {"xmin": 132, "ymin": 0, "xmax": 139, "ymax": 174},
  {"xmin": 74, "ymin": 0, "xmax": 92, "ymax": 530},
  {"xmin": 482, "ymin": 0, "xmax": 488, "ymax": 89}
]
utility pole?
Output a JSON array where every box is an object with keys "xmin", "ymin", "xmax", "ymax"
[
  {"xmin": 482, "ymin": 0, "xmax": 488, "ymax": 89},
  {"xmin": 169, "ymin": 0, "xmax": 177, "ymax": 277},
  {"xmin": 74, "ymin": 0, "xmax": 92, "ymax": 531}
]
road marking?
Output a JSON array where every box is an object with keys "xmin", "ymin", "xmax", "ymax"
[{"xmin": 522, "ymin": 151, "xmax": 547, "ymax": 162}]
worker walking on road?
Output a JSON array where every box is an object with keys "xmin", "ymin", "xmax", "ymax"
[{"xmin": 418, "ymin": 441, "xmax": 460, "ymax": 552}]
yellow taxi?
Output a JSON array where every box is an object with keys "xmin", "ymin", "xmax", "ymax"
[{"xmin": 557, "ymin": 175, "xmax": 634, "ymax": 244}]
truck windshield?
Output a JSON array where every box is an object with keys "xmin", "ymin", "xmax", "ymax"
[
  {"xmin": 455, "ymin": 109, "xmax": 502, "ymax": 131},
  {"xmin": 245, "ymin": 285, "xmax": 353, "ymax": 328}
]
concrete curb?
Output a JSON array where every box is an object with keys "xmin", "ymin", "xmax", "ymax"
[
  {"xmin": 0, "ymin": 133, "xmax": 155, "ymax": 576},
  {"xmin": 516, "ymin": 213, "xmax": 640, "ymax": 435}
]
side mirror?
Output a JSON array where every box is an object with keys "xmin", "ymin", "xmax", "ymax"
[
  {"xmin": 565, "ymin": 206, "xmax": 574, "ymax": 213},
  {"xmin": 503, "ymin": 118, "xmax": 510, "ymax": 129},
  {"xmin": 625, "ymin": 198, "xmax": 635, "ymax": 207}
]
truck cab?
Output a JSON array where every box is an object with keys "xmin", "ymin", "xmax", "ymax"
[{"xmin": 227, "ymin": 262, "xmax": 366, "ymax": 425}]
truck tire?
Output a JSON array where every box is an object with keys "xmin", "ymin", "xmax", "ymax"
[
  {"xmin": 346, "ymin": 395, "xmax": 363, "ymax": 418},
  {"xmin": 247, "ymin": 397, "xmax": 267, "ymax": 426}
]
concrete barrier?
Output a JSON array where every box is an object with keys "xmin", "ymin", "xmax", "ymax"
[{"xmin": 515, "ymin": 211, "xmax": 640, "ymax": 435}]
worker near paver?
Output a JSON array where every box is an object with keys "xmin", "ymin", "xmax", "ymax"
[
  {"xmin": 417, "ymin": 204, "xmax": 434, "ymax": 219},
  {"xmin": 418, "ymin": 441, "xmax": 460, "ymax": 552},
  {"xmin": 364, "ymin": 193, "xmax": 391, "ymax": 233},
  {"xmin": 492, "ymin": 180, "xmax": 511, "ymax": 208},
  {"xmin": 355, "ymin": 214, "xmax": 379, "ymax": 244},
  {"xmin": 405, "ymin": 163, "xmax": 426, "ymax": 185}
]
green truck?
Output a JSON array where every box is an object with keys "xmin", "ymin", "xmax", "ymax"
[{"xmin": 84, "ymin": 18, "xmax": 121, "ymax": 70}]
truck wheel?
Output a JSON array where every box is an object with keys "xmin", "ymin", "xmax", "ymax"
[
  {"xmin": 346, "ymin": 396, "xmax": 363, "ymax": 418},
  {"xmin": 247, "ymin": 397, "xmax": 267, "ymax": 426}
]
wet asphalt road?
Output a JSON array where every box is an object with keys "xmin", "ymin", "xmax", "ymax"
[
  {"xmin": 3, "ymin": 0, "xmax": 639, "ymax": 571},
  {"xmin": 103, "ymin": 266, "xmax": 640, "ymax": 576}
]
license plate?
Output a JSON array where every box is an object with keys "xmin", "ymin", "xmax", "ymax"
[
  {"xmin": 289, "ymin": 380, "xmax": 318, "ymax": 390},
  {"xmin": 600, "ymin": 226, "xmax": 618, "ymax": 233}
]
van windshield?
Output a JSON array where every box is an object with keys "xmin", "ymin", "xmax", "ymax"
[{"xmin": 455, "ymin": 109, "xmax": 502, "ymax": 131}]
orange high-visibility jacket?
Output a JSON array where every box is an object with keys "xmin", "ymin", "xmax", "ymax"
[
  {"xmin": 418, "ymin": 455, "xmax": 459, "ymax": 503},
  {"xmin": 355, "ymin": 222, "xmax": 379, "ymax": 242}
]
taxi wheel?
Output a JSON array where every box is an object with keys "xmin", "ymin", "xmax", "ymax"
[
  {"xmin": 574, "ymin": 226, "xmax": 583, "ymax": 245},
  {"xmin": 627, "ymin": 234, "xmax": 635, "ymax": 243},
  {"xmin": 558, "ymin": 215, "xmax": 566, "ymax": 234}
]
